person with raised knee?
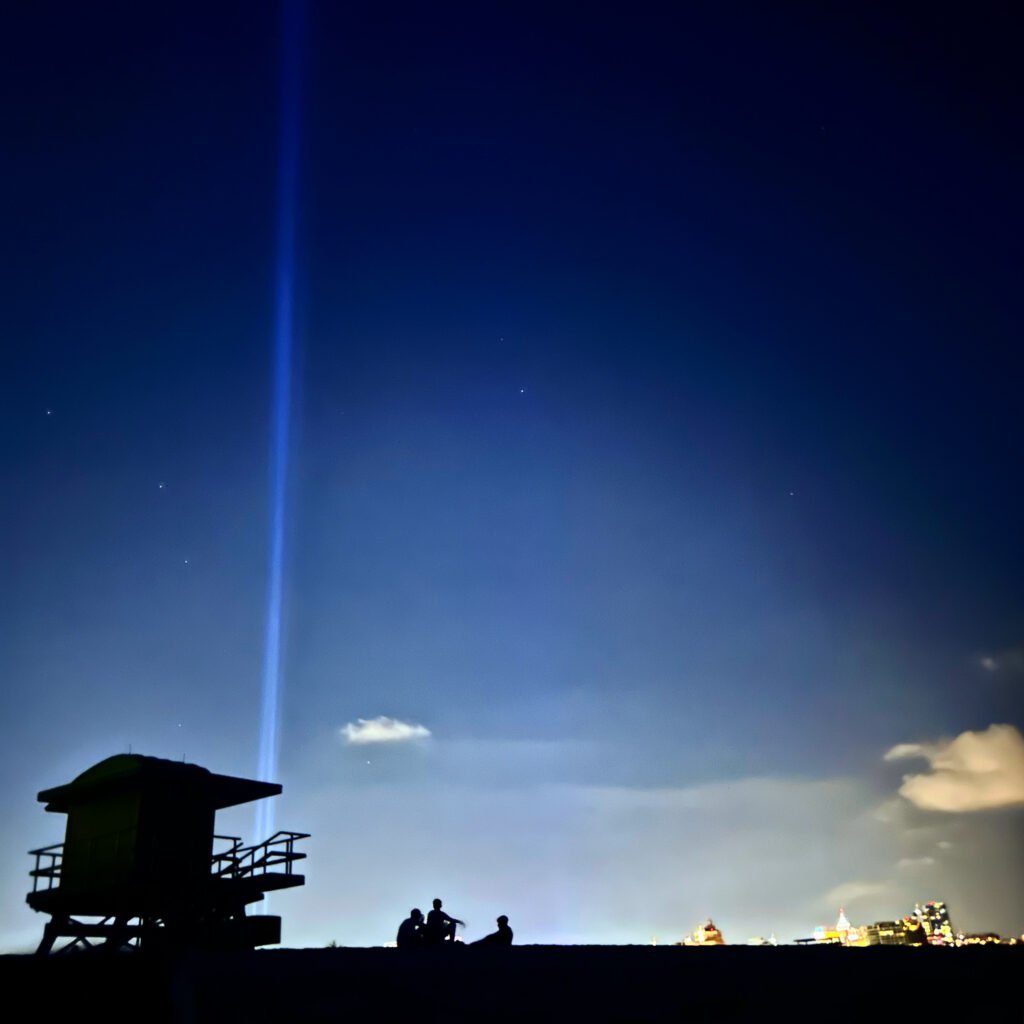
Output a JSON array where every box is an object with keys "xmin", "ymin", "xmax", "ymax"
[
  {"xmin": 473, "ymin": 915, "xmax": 513, "ymax": 946},
  {"xmin": 425, "ymin": 898, "xmax": 463, "ymax": 945}
]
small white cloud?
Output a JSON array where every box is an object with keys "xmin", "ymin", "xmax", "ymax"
[
  {"xmin": 884, "ymin": 723, "xmax": 1024, "ymax": 812},
  {"xmin": 897, "ymin": 857, "xmax": 935, "ymax": 870},
  {"xmin": 823, "ymin": 881, "xmax": 887, "ymax": 907},
  {"xmin": 936, "ymin": 840, "xmax": 953, "ymax": 850},
  {"xmin": 978, "ymin": 648, "xmax": 1024, "ymax": 674},
  {"xmin": 340, "ymin": 716, "xmax": 431, "ymax": 745},
  {"xmin": 883, "ymin": 743, "xmax": 927, "ymax": 761}
]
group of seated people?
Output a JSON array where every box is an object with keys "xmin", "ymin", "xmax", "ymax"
[{"xmin": 397, "ymin": 899, "xmax": 513, "ymax": 948}]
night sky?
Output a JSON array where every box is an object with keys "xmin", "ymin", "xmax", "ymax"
[{"xmin": 3, "ymin": 2, "xmax": 1022, "ymax": 949}]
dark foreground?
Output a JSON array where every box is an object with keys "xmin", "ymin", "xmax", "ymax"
[{"xmin": 2, "ymin": 945, "xmax": 1020, "ymax": 1022}]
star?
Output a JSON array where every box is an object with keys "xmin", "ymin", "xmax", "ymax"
[
  {"xmin": 184, "ymin": 558, "xmax": 190, "ymax": 565},
  {"xmin": 158, "ymin": 482, "xmax": 165, "ymax": 490},
  {"xmin": 519, "ymin": 388, "xmax": 525, "ymax": 394},
  {"xmin": 45, "ymin": 409, "xmax": 53, "ymax": 416}
]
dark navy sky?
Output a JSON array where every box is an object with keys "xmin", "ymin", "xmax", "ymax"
[{"xmin": 3, "ymin": 2, "xmax": 1022, "ymax": 947}]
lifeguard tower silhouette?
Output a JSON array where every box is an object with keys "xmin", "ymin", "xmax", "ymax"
[{"xmin": 27, "ymin": 754, "xmax": 308, "ymax": 954}]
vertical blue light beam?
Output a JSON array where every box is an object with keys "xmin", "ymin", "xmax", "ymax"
[{"xmin": 257, "ymin": 0, "xmax": 304, "ymax": 843}]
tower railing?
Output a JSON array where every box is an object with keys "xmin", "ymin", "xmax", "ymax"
[
  {"xmin": 28, "ymin": 844, "xmax": 64, "ymax": 892},
  {"xmin": 215, "ymin": 831, "xmax": 309, "ymax": 880},
  {"xmin": 29, "ymin": 830, "xmax": 309, "ymax": 892},
  {"xmin": 210, "ymin": 834, "xmax": 244, "ymax": 877}
]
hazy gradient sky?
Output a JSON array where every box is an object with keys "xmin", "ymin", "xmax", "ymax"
[{"xmin": 2, "ymin": 2, "xmax": 1022, "ymax": 949}]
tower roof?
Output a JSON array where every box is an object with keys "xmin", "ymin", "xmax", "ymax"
[{"xmin": 37, "ymin": 754, "xmax": 280, "ymax": 812}]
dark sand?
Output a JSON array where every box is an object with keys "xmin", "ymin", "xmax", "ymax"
[{"xmin": 2, "ymin": 945, "xmax": 1020, "ymax": 1022}]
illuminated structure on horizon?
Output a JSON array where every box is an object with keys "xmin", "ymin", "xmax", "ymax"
[
  {"xmin": 677, "ymin": 919, "xmax": 726, "ymax": 946},
  {"xmin": 917, "ymin": 900, "xmax": 955, "ymax": 947},
  {"xmin": 808, "ymin": 899, "xmax": 968, "ymax": 947},
  {"xmin": 813, "ymin": 907, "xmax": 868, "ymax": 946}
]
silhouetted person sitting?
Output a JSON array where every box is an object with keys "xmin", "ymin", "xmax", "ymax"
[
  {"xmin": 472, "ymin": 915, "xmax": 513, "ymax": 946},
  {"xmin": 397, "ymin": 908, "xmax": 425, "ymax": 948},
  {"xmin": 425, "ymin": 898, "xmax": 463, "ymax": 945}
]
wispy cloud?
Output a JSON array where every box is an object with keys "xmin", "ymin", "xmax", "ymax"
[
  {"xmin": 884, "ymin": 743, "xmax": 927, "ymax": 760},
  {"xmin": 897, "ymin": 857, "xmax": 935, "ymax": 870},
  {"xmin": 870, "ymin": 798, "xmax": 908, "ymax": 825},
  {"xmin": 340, "ymin": 716, "xmax": 431, "ymax": 745},
  {"xmin": 978, "ymin": 648, "xmax": 1024, "ymax": 673},
  {"xmin": 884, "ymin": 723, "xmax": 1024, "ymax": 812},
  {"xmin": 823, "ymin": 881, "xmax": 887, "ymax": 907}
]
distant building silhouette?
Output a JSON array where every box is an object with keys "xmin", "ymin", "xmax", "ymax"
[
  {"xmin": 677, "ymin": 919, "xmax": 725, "ymax": 945},
  {"xmin": 824, "ymin": 907, "xmax": 869, "ymax": 946},
  {"xmin": 26, "ymin": 754, "xmax": 308, "ymax": 954},
  {"xmin": 864, "ymin": 920, "xmax": 909, "ymax": 946},
  {"xmin": 861, "ymin": 901, "xmax": 952, "ymax": 947},
  {"xmin": 917, "ymin": 900, "xmax": 954, "ymax": 946}
]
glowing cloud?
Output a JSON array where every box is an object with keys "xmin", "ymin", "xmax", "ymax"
[
  {"xmin": 823, "ymin": 881, "xmax": 887, "ymax": 906},
  {"xmin": 896, "ymin": 857, "xmax": 935, "ymax": 870},
  {"xmin": 884, "ymin": 723, "xmax": 1024, "ymax": 812},
  {"xmin": 978, "ymin": 649, "xmax": 1024, "ymax": 673},
  {"xmin": 341, "ymin": 717, "xmax": 432, "ymax": 745},
  {"xmin": 884, "ymin": 743, "xmax": 926, "ymax": 760}
]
